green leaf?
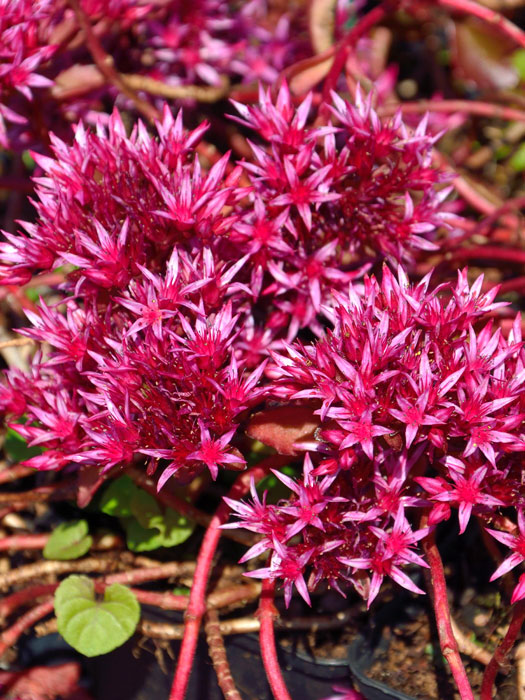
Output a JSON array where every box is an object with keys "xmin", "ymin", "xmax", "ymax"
[
  {"xmin": 124, "ymin": 508, "xmax": 194, "ymax": 551},
  {"xmin": 55, "ymin": 575, "xmax": 140, "ymax": 657},
  {"xmin": 512, "ymin": 49, "xmax": 525, "ymax": 81},
  {"xmin": 100, "ymin": 476, "xmax": 137, "ymax": 517},
  {"xmin": 129, "ymin": 488, "xmax": 163, "ymax": 530},
  {"xmin": 5, "ymin": 428, "xmax": 42, "ymax": 462},
  {"xmin": 22, "ymin": 151, "xmax": 36, "ymax": 170},
  {"xmin": 510, "ymin": 142, "xmax": 525, "ymax": 172},
  {"xmin": 172, "ymin": 586, "xmax": 190, "ymax": 596},
  {"xmin": 159, "ymin": 508, "xmax": 194, "ymax": 547},
  {"xmin": 43, "ymin": 520, "xmax": 93, "ymax": 560},
  {"xmin": 124, "ymin": 518, "xmax": 166, "ymax": 552},
  {"xmin": 101, "ymin": 476, "xmax": 194, "ymax": 551}
]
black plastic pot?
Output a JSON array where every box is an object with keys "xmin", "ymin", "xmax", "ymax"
[
  {"xmin": 347, "ymin": 599, "xmax": 421, "ymax": 700},
  {"xmin": 17, "ymin": 608, "xmax": 351, "ymax": 700}
]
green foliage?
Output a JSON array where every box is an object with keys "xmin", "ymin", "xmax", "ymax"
[
  {"xmin": 512, "ymin": 49, "xmax": 525, "ymax": 81},
  {"xmin": 100, "ymin": 475, "xmax": 135, "ymax": 517},
  {"xmin": 55, "ymin": 575, "xmax": 140, "ymax": 657},
  {"xmin": 22, "ymin": 150, "xmax": 36, "ymax": 170},
  {"xmin": 100, "ymin": 476, "xmax": 195, "ymax": 552},
  {"xmin": 256, "ymin": 464, "xmax": 295, "ymax": 503},
  {"xmin": 510, "ymin": 142, "xmax": 525, "ymax": 172},
  {"xmin": 43, "ymin": 520, "xmax": 92, "ymax": 560},
  {"xmin": 5, "ymin": 427, "xmax": 42, "ymax": 462}
]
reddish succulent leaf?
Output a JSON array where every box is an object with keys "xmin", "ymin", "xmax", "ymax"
[
  {"xmin": 247, "ymin": 406, "xmax": 320, "ymax": 455},
  {"xmin": 309, "ymin": 0, "xmax": 337, "ymax": 54},
  {"xmin": 51, "ymin": 65, "xmax": 105, "ymax": 100},
  {"xmin": 76, "ymin": 465, "xmax": 112, "ymax": 508},
  {"xmin": 453, "ymin": 19, "xmax": 519, "ymax": 90}
]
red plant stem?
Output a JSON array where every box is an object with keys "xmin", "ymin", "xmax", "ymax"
[
  {"xmin": 205, "ymin": 608, "xmax": 242, "ymax": 700},
  {"xmin": 258, "ymin": 578, "xmax": 292, "ymax": 700},
  {"xmin": 435, "ymin": 0, "xmax": 525, "ymax": 49},
  {"xmin": 0, "ymin": 599, "xmax": 54, "ymax": 658},
  {"xmin": 422, "ymin": 530, "xmax": 475, "ymax": 700},
  {"xmin": 379, "ymin": 99, "xmax": 525, "ymax": 123},
  {"xmin": 114, "ymin": 588, "xmax": 189, "ymax": 611},
  {"xmin": 103, "ymin": 562, "xmax": 194, "ymax": 587},
  {"xmin": 0, "ymin": 482, "xmax": 75, "ymax": 505},
  {"xmin": 489, "ymin": 276, "xmax": 525, "ymax": 295},
  {"xmin": 0, "ymin": 534, "xmax": 49, "ymax": 551},
  {"xmin": 322, "ymin": 1, "xmax": 396, "ymax": 100},
  {"xmin": 0, "ymin": 177, "xmax": 34, "ymax": 193},
  {"xmin": 453, "ymin": 246, "xmax": 525, "ymax": 265},
  {"xmin": 68, "ymin": 0, "xmax": 160, "ymax": 123},
  {"xmin": 480, "ymin": 600, "xmax": 525, "ymax": 699},
  {"xmin": 0, "ymin": 585, "xmax": 57, "ymax": 620},
  {"xmin": 169, "ymin": 454, "xmax": 288, "ymax": 700},
  {"xmin": 0, "ymin": 464, "xmax": 34, "ymax": 485}
]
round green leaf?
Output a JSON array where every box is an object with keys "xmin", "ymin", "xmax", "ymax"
[
  {"xmin": 161, "ymin": 508, "xmax": 195, "ymax": 547},
  {"xmin": 43, "ymin": 520, "xmax": 93, "ymax": 560},
  {"xmin": 100, "ymin": 476, "xmax": 137, "ymax": 517},
  {"xmin": 130, "ymin": 488, "xmax": 163, "ymax": 529},
  {"xmin": 124, "ymin": 518, "xmax": 165, "ymax": 552},
  {"xmin": 55, "ymin": 575, "xmax": 140, "ymax": 657}
]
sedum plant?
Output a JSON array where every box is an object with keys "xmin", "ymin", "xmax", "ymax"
[{"xmin": 1, "ymin": 2, "xmax": 525, "ymax": 700}]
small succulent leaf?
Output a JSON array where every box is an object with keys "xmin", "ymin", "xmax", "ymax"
[
  {"xmin": 77, "ymin": 466, "xmax": 113, "ymax": 509},
  {"xmin": 129, "ymin": 488, "xmax": 163, "ymax": 530},
  {"xmin": 124, "ymin": 518, "xmax": 165, "ymax": 552},
  {"xmin": 510, "ymin": 143, "xmax": 525, "ymax": 172},
  {"xmin": 512, "ymin": 49, "xmax": 525, "ymax": 81},
  {"xmin": 100, "ymin": 476, "xmax": 138, "ymax": 517},
  {"xmin": 247, "ymin": 406, "xmax": 320, "ymax": 455},
  {"xmin": 159, "ymin": 508, "xmax": 195, "ymax": 546},
  {"xmin": 55, "ymin": 575, "xmax": 140, "ymax": 657},
  {"xmin": 454, "ymin": 20, "xmax": 519, "ymax": 90},
  {"xmin": 43, "ymin": 520, "xmax": 92, "ymax": 560}
]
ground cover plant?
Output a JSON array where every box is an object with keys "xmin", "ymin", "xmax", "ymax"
[{"xmin": 1, "ymin": 1, "xmax": 525, "ymax": 699}]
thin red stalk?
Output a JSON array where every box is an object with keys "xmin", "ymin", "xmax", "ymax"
[
  {"xmin": 422, "ymin": 530, "xmax": 475, "ymax": 700},
  {"xmin": 258, "ymin": 578, "xmax": 292, "ymax": 700},
  {"xmin": 453, "ymin": 246, "xmax": 525, "ymax": 265},
  {"xmin": 205, "ymin": 608, "xmax": 242, "ymax": 700},
  {"xmin": 68, "ymin": 0, "xmax": 160, "ymax": 122},
  {"xmin": 103, "ymin": 562, "xmax": 194, "ymax": 587},
  {"xmin": 0, "ymin": 585, "xmax": 57, "ymax": 620},
  {"xmin": 114, "ymin": 588, "xmax": 188, "ymax": 611},
  {"xmin": 480, "ymin": 600, "xmax": 525, "ymax": 699},
  {"xmin": 0, "ymin": 481, "xmax": 74, "ymax": 504},
  {"xmin": 0, "ymin": 599, "xmax": 54, "ymax": 658},
  {"xmin": 322, "ymin": 2, "xmax": 395, "ymax": 100},
  {"xmin": 0, "ymin": 482, "xmax": 75, "ymax": 504},
  {"xmin": 0, "ymin": 177, "xmax": 34, "ymax": 193},
  {"xmin": 0, "ymin": 534, "xmax": 49, "ymax": 551},
  {"xmin": 169, "ymin": 454, "xmax": 288, "ymax": 700},
  {"xmin": 379, "ymin": 99, "xmax": 525, "ymax": 123},
  {"xmin": 487, "ymin": 276, "xmax": 525, "ymax": 295},
  {"xmin": 0, "ymin": 464, "xmax": 34, "ymax": 485},
  {"xmin": 435, "ymin": 0, "xmax": 525, "ymax": 49}
]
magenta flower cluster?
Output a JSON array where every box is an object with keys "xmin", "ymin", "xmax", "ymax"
[
  {"xmin": 2, "ymin": 76, "xmax": 522, "ymax": 608},
  {"xmin": 227, "ymin": 268, "xmax": 525, "ymax": 606}
]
